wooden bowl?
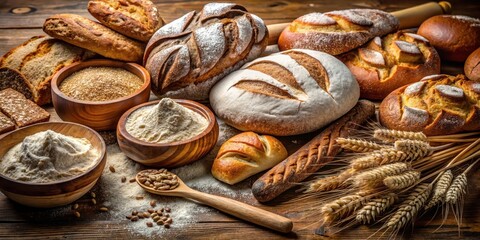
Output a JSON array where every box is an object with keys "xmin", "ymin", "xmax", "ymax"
[
  {"xmin": 51, "ymin": 59, "xmax": 151, "ymax": 131},
  {"xmin": 117, "ymin": 99, "xmax": 219, "ymax": 168},
  {"xmin": 0, "ymin": 122, "xmax": 106, "ymax": 208}
]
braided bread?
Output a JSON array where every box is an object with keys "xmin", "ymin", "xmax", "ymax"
[
  {"xmin": 339, "ymin": 31, "xmax": 441, "ymax": 100},
  {"xmin": 278, "ymin": 9, "xmax": 399, "ymax": 55},
  {"xmin": 144, "ymin": 3, "xmax": 268, "ymax": 100},
  {"xmin": 251, "ymin": 100, "xmax": 376, "ymax": 202},
  {"xmin": 379, "ymin": 74, "xmax": 480, "ymax": 136},
  {"xmin": 210, "ymin": 49, "xmax": 360, "ymax": 136}
]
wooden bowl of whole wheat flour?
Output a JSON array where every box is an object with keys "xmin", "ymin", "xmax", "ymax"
[
  {"xmin": 117, "ymin": 99, "xmax": 219, "ymax": 167},
  {"xmin": 51, "ymin": 59, "xmax": 151, "ymax": 131},
  {"xmin": 0, "ymin": 122, "xmax": 106, "ymax": 208}
]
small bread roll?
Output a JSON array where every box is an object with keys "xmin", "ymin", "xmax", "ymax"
[
  {"xmin": 211, "ymin": 132, "xmax": 288, "ymax": 185},
  {"xmin": 465, "ymin": 47, "xmax": 480, "ymax": 81}
]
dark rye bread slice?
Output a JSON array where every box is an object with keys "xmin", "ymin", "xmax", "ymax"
[
  {"xmin": 0, "ymin": 111, "xmax": 15, "ymax": 134},
  {"xmin": 0, "ymin": 88, "xmax": 50, "ymax": 127},
  {"xmin": 0, "ymin": 36, "xmax": 94, "ymax": 105}
]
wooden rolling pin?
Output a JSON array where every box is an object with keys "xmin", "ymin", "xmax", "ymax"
[{"xmin": 267, "ymin": 1, "xmax": 452, "ymax": 45}]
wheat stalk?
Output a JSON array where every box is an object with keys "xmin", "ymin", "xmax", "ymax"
[
  {"xmin": 356, "ymin": 193, "xmax": 397, "ymax": 224},
  {"xmin": 306, "ymin": 168, "xmax": 356, "ymax": 193},
  {"xmin": 373, "ymin": 129, "xmax": 427, "ymax": 143},
  {"xmin": 337, "ymin": 138, "xmax": 385, "ymax": 153},
  {"xmin": 383, "ymin": 171, "xmax": 420, "ymax": 190},
  {"xmin": 394, "ymin": 140, "xmax": 431, "ymax": 160},
  {"xmin": 353, "ymin": 163, "xmax": 409, "ymax": 188},
  {"xmin": 372, "ymin": 148, "xmax": 408, "ymax": 165},
  {"xmin": 425, "ymin": 170, "xmax": 453, "ymax": 210},
  {"xmin": 386, "ymin": 183, "xmax": 432, "ymax": 231},
  {"xmin": 321, "ymin": 194, "xmax": 368, "ymax": 224},
  {"xmin": 351, "ymin": 155, "xmax": 379, "ymax": 170},
  {"xmin": 445, "ymin": 173, "xmax": 467, "ymax": 205}
]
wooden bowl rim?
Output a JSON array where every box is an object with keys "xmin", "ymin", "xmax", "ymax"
[
  {"xmin": 0, "ymin": 122, "xmax": 106, "ymax": 186},
  {"xmin": 51, "ymin": 59, "xmax": 151, "ymax": 105},
  {"xmin": 117, "ymin": 99, "xmax": 217, "ymax": 147}
]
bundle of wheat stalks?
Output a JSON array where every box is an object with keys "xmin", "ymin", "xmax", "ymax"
[{"xmin": 304, "ymin": 128, "xmax": 480, "ymax": 237}]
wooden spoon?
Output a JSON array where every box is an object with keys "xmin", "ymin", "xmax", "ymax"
[{"xmin": 136, "ymin": 169, "xmax": 293, "ymax": 233}]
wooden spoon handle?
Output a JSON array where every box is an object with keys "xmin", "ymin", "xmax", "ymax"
[
  {"xmin": 266, "ymin": 1, "xmax": 452, "ymax": 45},
  {"xmin": 183, "ymin": 189, "xmax": 293, "ymax": 233}
]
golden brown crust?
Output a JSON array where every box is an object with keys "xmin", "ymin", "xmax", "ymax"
[
  {"xmin": 465, "ymin": 47, "xmax": 480, "ymax": 81},
  {"xmin": 88, "ymin": 0, "xmax": 164, "ymax": 42},
  {"xmin": 379, "ymin": 74, "xmax": 480, "ymax": 136},
  {"xmin": 418, "ymin": 15, "xmax": 480, "ymax": 62},
  {"xmin": 43, "ymin": 14, "xmax": 145, "ymax": 62},
  {"xmin": 339, "ymin": 31, "xmax": 441, "ymax": 100},
  {"xmin": 251, "ymin": 100, "xmax": 376, "ymax": 202}
]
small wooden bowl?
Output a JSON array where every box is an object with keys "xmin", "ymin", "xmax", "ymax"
[
  {"xmin": 0, "ymin": 122, "xmax": 106, "ymax": 208},
  {"xmin": 51, "ymin": 59, "xmax": 151, "ymax": 131},
  {"xmin": 117, "ymin": 99, "xmax": 219, "ymax": 168}
]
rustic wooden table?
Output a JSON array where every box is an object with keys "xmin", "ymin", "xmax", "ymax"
[{"xmin": 1, "ymin": 0, "xmax": 480, "ymax": 239}]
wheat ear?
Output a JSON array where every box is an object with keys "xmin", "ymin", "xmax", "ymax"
[
  {"xmin": 321, "ymin": 194, "xmax": 367, "ymax": 224},
  {"xmin": 356, "ymin": 193, "xmax": 397, "ymax": 224},
  {"xmin": 425, "ymin": 170, "xmax": 453, "ymax": 209},
  {"xmin": 351, "ymin": 155, "xmax": 379, "ymax": 170},
  {"xmin": 445, "ymin": 173, "xmax": 467, "ymax": 204},
  {"xmin": 386, "ymin": 183, "xmax": 432, "ymax": 231},
  {"xmin": 394, "ymin": 140, "xmax": 431, "ymax": 160},
  {"xmin": 337, "ymin": 138, "xmax": 385, "ymax": 153},
  {"xmin": 372, "ymin": 148, "xmax": 408, "ymax": 165},
  {"xmin": 374, "ymin": 129, "xmax": 427, "ymax": 143},
  {"xmin": 306, "ymin": 168, "xmax": 356, "ymax": 193},
  {"xmin": 353, "ymin": 163, "xmax": 409, "ymax": 188},
  {"xmin": 383, "ymin": 171, "xmax": 420, "ymax": 190}
]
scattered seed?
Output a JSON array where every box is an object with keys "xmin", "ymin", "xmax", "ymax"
[
  {"xmin": 138, "ymin": 213, "xmax": 144, "ymax": 219},
  {"xmin": 132, "ymin": 210, "xmax": 138, "ymax": 216},
  {"xmin": 164, "ymin": 214, "xmax": 169, "ymax": 218},
  {"xmin": 165, "ymin": 207, "xmax": 171, "ymax": 213},
  {"xmin": 159, "ymin": 208, "xmax": 164, "ymax": 212},
  {"xmin": 165, "ymin": 218, "xmax": 172, "ymax": 224},
  {"xmin": 131, "ymin": 216, "xmax": 139, "ymax": 222},
  {"xmin": 146, "ymin": 222, "xmax": 153, "ymax": 227},
  {"xmin": 91, "ymin": 198, "xmax": 97, "ymax": 205},
  {"xmin": 74, "ymin": 211, "xmax": 81, "ymax": 218},
  {"xmin": 99, "ymin": 207, "xmax": 109, "ymax": 212},
  {"xmin": 109, "ymin": 165, "xmax": 116, "ymax": 173},
  {"xmin": 147, "ymin": 209, "xmax": 155, "ymax": 213},
  {"xmin": 121, "ymin": 176, "xmax": 127, "ymax": 183},
  {"xmin": 143, "ymin": 212, "xmax": 151, "ymax": 218},
  {"xmin": 126, "ymin": 215, "xmax": 132, "ymax": 219},
  {"xmin": 161, "ymin": 216, "xmax": 168, "ymax": 221},
  {"xmin": 136, "ymin": 195, "xmax": 144, "ymax": 200},
  {"xmin": 157, "ymin": 220, "xmax": 164, "ymax": 225},
  {"xmin": 153, "ymin": 216, "xmax": 160, "ymax": 221},
  {"xmin": 129, "ymin": 178, "xmax": 136, "ymax": 183},
  {"xmin": 72, "ymin": 203, "xmax": 79, "ymax": 210},
  {"xmin": 90, "ymin": 192, "xmax": 96, "ymax": 198},
  {"xmin": 151, "ymin": 213, "xmax": 158, "ymax": 218},
  {"xmin": 164, "ymin": 224, "xmax": 170, "ymax": 228},
  {"xmin": 150, "ymin": 200, "xmax": 157, "ymax": 208}
]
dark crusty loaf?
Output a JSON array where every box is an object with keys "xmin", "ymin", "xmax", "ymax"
[
  {"xmin": 0, "ymin": 88, "xmax": 50, "ymax": 128},
  {"xmin": 144, "ymin": 3, "xmax": 268, "ymax": 100},
  {"xmin": 379, "ymin": 74, "xmax": 480, "ymax": 136},
  {"xmin": 0, "ymin": 111, "xmax": 15, "ymax": 134},
  {"xmin": 339, "ymin": 31, "xmax": 441, "ymax": 100},
  {"xmin": 251, "ymin": 100, "xmax": 376, "ymax": 202},
  {"xmin": 0, "ymin": 36, "xmax": 93, "ymax": 105},
  {"xmin": 43, "ymin": 14, "xmax": 145, "ymax": 62},
  {"xmin": 465, "ymin": 47, "xmax": 480, "ymax": 81},
  {"xmin": 210, "ymin": 49, "xmax": 360, "ymax": 136},
  {"xmin": 278, "ymin": 9, "xmax": 399, "ymax": 55},
  {"xmin": 88, "ymin": 0, "xmax": 164, "ymax": 42}
]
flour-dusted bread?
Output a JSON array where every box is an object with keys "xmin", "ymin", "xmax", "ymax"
[
  {"xmin": 278, "ymin": 9, "xmax": 399, "ymax": 55},
  {"xmin": 379, "ymin": 74, "xmax": 480, "ymax": 136},
  {"xmin": 88, "ymin": 0, "xmax": 164, "ymax": 42},
  {"xmin": 0, "ymin": 36, "xmax": 93, "ymax": 105},
  {"xmin": 339, "ymin": 31, "xmax": 441, "ymax": 100},
  {"xmin": 210, "ymin": 49, "xmax": 360, "ymax": 136},
  {"xmin": 144, "ymin": 3, "xmax": 268, "ymax": 100},
  {"xmin": 211, "ymin": 132, "xmax": 288, "ymax": 185}
]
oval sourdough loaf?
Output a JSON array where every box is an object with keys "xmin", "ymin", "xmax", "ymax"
[
  {"xmin": 339, "ymin": 31, "xmax": 441, "ymax": 100},
  {"xmin": 0, "ymin": 36, "xmax": 94, "ymax": 105},
  {"xmin": 143, "ymin": 3, "xmax": 268, "ymax": 100},
  {"xmin": 278, "ymin": 9, "xmax": 399, "ymax": 55},
  {"xmin": 88, "ymin": 0, "xmax": 164, "ymax": 42},
  {"xmin": 379, "ymin": 74, "xmax": 480, "ymax": 136},
  {"xmin": 211, "ymin": 132, "xmax": 288, "ymax": 185},
  {"xmin": 210, "ymin": 49, "xmax": 360, "ymax": 136}
]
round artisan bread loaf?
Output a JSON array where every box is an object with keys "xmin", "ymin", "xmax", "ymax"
[
  {"xmin": 465, "ymin": 47, "xmax": 480, "ymax": 81},
  {"xmin": 210, "ymin": 49, "xmax": 360, "ymax": 136},
  {"xmin": 278, "ymin": 9, "xmax": 399, "ymax": 55},
  {"xmin": 379, "ymin": 74, "xmax": 480, "ymax": 136},
  {"xmin": 417, "ymin": 15, "xmax": 480, "ymax": 62},
  {"xmin": 339, "ymin": 31, "xmax": 441, "ymax": 100},
  {"xmin": 144, "ymin": 3, "xmax": 268, "ymax": 100},
  {"xmin": 211, "ymin": 132, "xmax": 288, "ymax": 185}
]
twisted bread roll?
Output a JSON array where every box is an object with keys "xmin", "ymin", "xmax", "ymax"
[
  {"xmin": 252, "ymin": 100, "xmax": 376, "ymax": 202},
  {"xmin": 211, "ymin": 132, "xmax": 288, "ymax": 185},
  {"xmin": 278, "ymin": 9, "xmax": 399, "ymax": 55},
  {"xmin": 379, "ymin": 74, "xmax": 480, "ymax": 136},
  {"xmin": 339, "ymin": 31, "xmax": 440, "ymax": 100},
  {"xmin": 144, "ymin": 3, "xmax": 268, "ymax": 100},
  {"xmin": 210, "ymin": 49, "xmax": 360, "ymax": 136}
]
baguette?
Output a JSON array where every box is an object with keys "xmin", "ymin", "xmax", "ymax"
[{"xmin": 251, "ymin": 100, "xmax": 376, "ymax": 202}]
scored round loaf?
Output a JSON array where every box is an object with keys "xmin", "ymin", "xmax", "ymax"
[
  {"xmin": 379, "ymin": 74, "xmax": 480, "ymax": 136},
  {"xmin": 209, "ymin": 49, "xmax": 360, "ymax": 136},
  {"xmin": 43, "ymin": 14, "xmax": 145, "ymax": 62},
  {"xmin": 144, "ymin": 3, "xmax": 268, "ymax": 100},
  {"xmin": 211, "ymin": 132, "xmax": 288, "ymax": 185},
  {"xmin": 465, "ymin": 47, "xmax": 480, "ymax": 81},
  {"xmin": 417, "ymin": 15, "xmax": 480, "ymax": 62},
  {"xmin": 339, "ymin": 31, "xmax": 441, "ymax": 100},
  {"xmin": 88, "ymin": 0, "xmax": 164, "ymax": 42},
  {"xmin": 278, "ymin": 9, "xmax": 399, "ymax": 55}
]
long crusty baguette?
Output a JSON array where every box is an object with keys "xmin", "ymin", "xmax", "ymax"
[{"xmin": 251, "ymin": 100, "xmax": 376, "ymax": 202}]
